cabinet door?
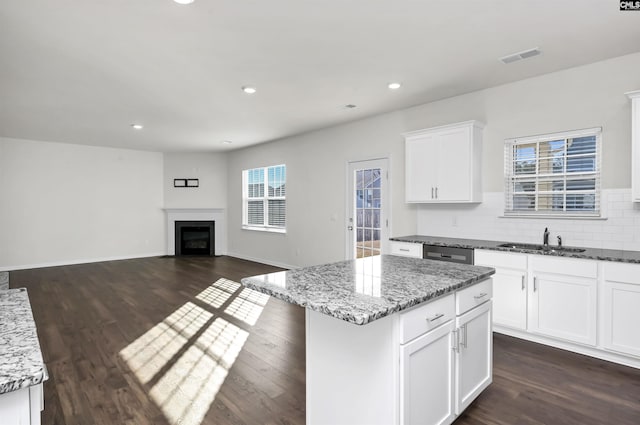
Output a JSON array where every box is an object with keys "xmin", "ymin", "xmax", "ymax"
[
  {"xmin": 491, "ymin": 268, "xmax": 527, "ymax": 330},
  {"xmin": 529, "ymin": 272, "xmax": 597, "ymax": 346},
  {"xmin": 475, "ymin": 250, "xmax": 527, "ymax": 330},
  {"xmin": 405, "ymin": 135, "xmax": 438, "ymax": 202},
  {"xmin": 400, "ymin": 321, "xmax": 455, "ymax": 425},
  {"xmin": 455, "ymin": 301, "xmax": 492, "ymax": 415},
  {"xmin": 602, "ymin": 262, "xmax": 640, "ymax": 357},
  {"xmin": 436, "ymin": 127, "xmax": 471, "ymax": 202}
]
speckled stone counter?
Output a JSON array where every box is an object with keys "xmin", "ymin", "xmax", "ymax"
[
  {"xmin": 0, "ymin": 288, "xmax": 48, "ymax": 395},
  {"xmin": 390, "ymin": 235, "xmax": 640, "ymax": 264},
  {"xmin": 241, "ymin": 255, "xmax": 494, "ymax": 325}
]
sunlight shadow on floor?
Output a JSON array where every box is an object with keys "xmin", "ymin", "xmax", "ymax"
[{"xmin": 119, "ymin": 278, "xmax": 269, "ymax": 425}]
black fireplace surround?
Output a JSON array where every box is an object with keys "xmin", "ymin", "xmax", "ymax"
[{"xmin": 175, "ymin": 221, "xmax": 215, "ymax": 256}]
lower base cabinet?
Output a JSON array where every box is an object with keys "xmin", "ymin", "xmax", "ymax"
[
  {"xmin": 602, "ymin": 262, "xmax": 640, "ymax": 358},
  {"xmin": 455, "ymin": 301, "xmax": 492, "ymax": 414},
  {"xmin": 400, "ymin": 292, "xmax": 493, "ymax": 425},
  {"xmin": 476, "ymin": 250, "xmax": 640, "ymax": 369},
  {"xmin": 0, "ymin": 383, "xmax": 44, "ymax": 425},
  {"xmin": 306, "ymin": 279, "xmax": 493, "ymax": 425},
  {"xmin": 400, "ymin": 322, "xmax": 455, "ymax": 425}
]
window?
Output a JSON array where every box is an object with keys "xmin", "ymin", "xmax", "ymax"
[
  {"xmin": 242, "ymin": 164, "xmax": 286, "ymax": 232},
  {"xmin": 504, "ymin": 127, "xmax": 601, "ymax": 217}
]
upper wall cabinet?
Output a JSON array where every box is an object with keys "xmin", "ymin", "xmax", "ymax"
[
  {"xmin": 627, "ymin": 91, "xmax": 640, "ymax": 202},
  {"xmin": 404, "ymin": 120, "xmax": 484, "ymax": 203}
]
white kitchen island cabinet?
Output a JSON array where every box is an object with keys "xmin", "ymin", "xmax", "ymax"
[
  {"xmin": 0, "ymin": 289, "xmax": 48, "ymax": 425},
  {"xmin": 242, "ymin": 255, "xmax": 495, "ymax": 425}
]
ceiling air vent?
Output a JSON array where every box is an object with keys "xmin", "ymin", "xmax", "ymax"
[{"xmin": 499, "ymin": 47, "xmax": 541, "ymax": 64}]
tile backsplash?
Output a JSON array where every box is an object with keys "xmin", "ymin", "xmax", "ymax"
[{"xmin": 416, "ymin": 189, "xmax": 640, "ymax": 251}]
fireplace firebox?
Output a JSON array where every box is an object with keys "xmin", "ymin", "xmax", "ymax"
[{"xmin": 175, "ymin": 221, "xmax": 215, "ymax": 256}]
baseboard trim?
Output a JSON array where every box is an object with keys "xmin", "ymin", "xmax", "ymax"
[
  {"xmin": 0, "ymin": 252, "xmax": 166, "ymax": 272},
  {"xmin": 494, "ymin": 325, "xmax": 640, "ymax": 369},
  {"xmin": 225, "ymin": 252, "xmax": 298, "ymax": 270}
]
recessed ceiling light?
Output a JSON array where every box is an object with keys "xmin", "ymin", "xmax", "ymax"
[
  {"xmin": 345, "ymin": 104, "xmax": 357, "ymax": 109},
  {"xmin": 131, "ymin": 124, "xmax": 143, "ymax": 130},
  {"xmin": 173, "ymin": 0, "xmax": 195, "ymax": 4},
  {"xmin": 388, "ymin": 82, "xmax": 401, "ymax": 90},
  {"xmin": 242, "ymin": 86, "xmax": 257, "ymax": 94},
  {"xmin": 222, "ymin": 140, "xmax": 233, "ymax": 145}
]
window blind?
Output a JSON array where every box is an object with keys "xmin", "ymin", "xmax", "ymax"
[
  {"xmin": 243, "ymin": 164, "xmax": 286, "ymax": 231},
  {"xmin": 504, "ymin": 127, "xmax": 601, "ymax": 217}
]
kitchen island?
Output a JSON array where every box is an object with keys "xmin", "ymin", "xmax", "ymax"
[
  {"xmin": 0, "ymin": 288, "xmax": 48, "ymax": 425},
  {"xmin": 242, "ymin": 255, "xmax": 495, "ymax": 425}
]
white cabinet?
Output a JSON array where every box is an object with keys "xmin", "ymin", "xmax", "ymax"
[
  {"xmin": 475, "ymin": 250, "xmax": 527, "ymax": 330},
  {"xmin": 454, "ymin": 301, "xmax": 492, "ymax": 414},
  {"xmin": 529, "ymin": 256, "xmax": 597, "ymax": 346},
  {"xmin": 0, "ymin": 383, "xmax": 44, "ymax": 425},
  {"xmin": 399, "ymin": 281, "xmax": 492, "ymax": 425},
  {"xmin": 627, "ymin": 90, "xmax": 640, "ymax": 201},
  {"xmin": 400, "ymin": 321, "xmax": 455, "ymax": 425},
  {"xmin": 602, "ymin": 262, "xmax": 640, "ymax": 358},
  {"xmin": 404, "ymin": 121, "xmax": 484, "ymax": 203},
  {"xmin": 390, "ymin": 241, "xmax": 423, "ymax": 259}
]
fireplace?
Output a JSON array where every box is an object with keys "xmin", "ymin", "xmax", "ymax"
[{"xmin": 175, "ymin": 221, "xmax": 215, "ymax": 256}]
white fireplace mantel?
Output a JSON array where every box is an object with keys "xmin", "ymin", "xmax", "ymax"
[{"xmin": 163, "ymin": 208, "xmax": 227, "ymax": 256}]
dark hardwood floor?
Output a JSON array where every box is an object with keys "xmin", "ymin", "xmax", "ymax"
[{"xmin": 10, "ymin": 256, "xmax": 640, "ymax": 425}]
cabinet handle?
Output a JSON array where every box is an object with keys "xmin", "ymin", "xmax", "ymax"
[
  {"xmin": 474, "ymin": 293, "xmax": 488, "ymax": 300},
  {"xmin": 399, "ymin": 248, "xmax": 410, "ymax": 252},
  {"xmin": 435, "ymin": 187, "xmax": 438, "ymax": 199},
  {"xmin": 431, "ymin": 187, "xmax": 434, "ymax": 199},
  {"xmin": 533, "ymin": 276, "xmax": 537, "ymax": 292},
  {"xmin": 462, "ymin": 324, "xmax": 468, "ymax": 348},
  {"xmin": 521, "ymin": 275, "xmax": 525, "ymax": 290},
  {"xmin": 452, "ymin": 329, "xmax": 460, "ymax": 353},
  {"xmin": 426, "ymin": 313, "xmax": 444, "ymax": 322}
]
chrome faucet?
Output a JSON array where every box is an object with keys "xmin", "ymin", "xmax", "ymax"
[
  {"xmin": 543, "ymin": 227, "xmax": 550, "ymax": 246},
  {"xmin": 557, "ymin": 235, "xmax": 562, "ymax": 248}
]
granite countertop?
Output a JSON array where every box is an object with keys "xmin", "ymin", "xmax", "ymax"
[
  {"xmin": 241, "ymin": 255, "xmax": 494, "ymax": 325},
  {"xmin": 390, "ymin": 235, "xmax": 640, "ymax": 264},
  {"xmin": 0, "ymin": 288, "xmax": 48, "ymax": 395}
]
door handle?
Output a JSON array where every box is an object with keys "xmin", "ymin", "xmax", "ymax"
[
  {"xmin": 521, "ymin": 275, "xmax": 525, "ymax": 291},
  {"xmin": 347, "ymin": 226, "xmax": 353, "ymax": 231},
  {"xmin": 533, "ymin": 276, "xmax": 537, "ymax": 292}
]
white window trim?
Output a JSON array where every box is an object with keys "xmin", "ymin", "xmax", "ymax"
[
  {"xmin": 242, "ymin": 164, "xmax": 286, "ymax": 233},
  {"xmin": 504, "ymin": 127, "xmax": 602, "ymax": 218}
]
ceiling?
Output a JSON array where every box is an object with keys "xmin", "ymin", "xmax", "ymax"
[{"xmin": 1, "ymin": 1, "xmax": 639, "ymax": 153}]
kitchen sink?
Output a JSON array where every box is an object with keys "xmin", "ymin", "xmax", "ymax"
[{"xmin": 497, "ymin": 243, "xmax": 586, "ymax": 253}]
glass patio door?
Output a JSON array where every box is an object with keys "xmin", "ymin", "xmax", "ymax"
[{"xmin": 347, "ymin": 158, "xmax": 389, "ymax": 259}]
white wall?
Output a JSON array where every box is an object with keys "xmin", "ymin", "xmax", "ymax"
[
  {"xmin": 226, "ymin": 52, "xmax": 640, "ymax": 267},
  {"xmin": 163, "ymin": 152, "xmax": 227, "ymax": 208},
  {"xmin": 226, "ymin": 112, "xmax": 417, "ymax": 268},
  {"xmin": 415, "ymin": 52, "xmax": 640, "ymax": 251},
  {"xmin": 0, "ymin": 137, "xmax": 165, "ymax": 270}
]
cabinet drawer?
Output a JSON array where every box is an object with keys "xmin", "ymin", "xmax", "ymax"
[
  {"xmin": 602, "ymin": 262, "xmax": 640, "ymax": 286},
  {"xmin": 474, "ymin": 249, "xmax": 527, "ymax": 270},
  {"xmin": 456, "ymin": 278, "xmax": 492, "ymax": 316},
  {"xmin": 531, "ymin": 256, "xmax": 597, "ymax": 278},
  {"xmin": 399, "ymin": 294, "xmax": 455, "ymax": 344},
  {"xmin": 390, "ymin": 241, "xmax": 423, "ymax": 259}
]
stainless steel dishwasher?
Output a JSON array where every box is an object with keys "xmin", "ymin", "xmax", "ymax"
[{"xmin": 423, "ymin": 244, "xmax": 474, "ymax": 265}]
